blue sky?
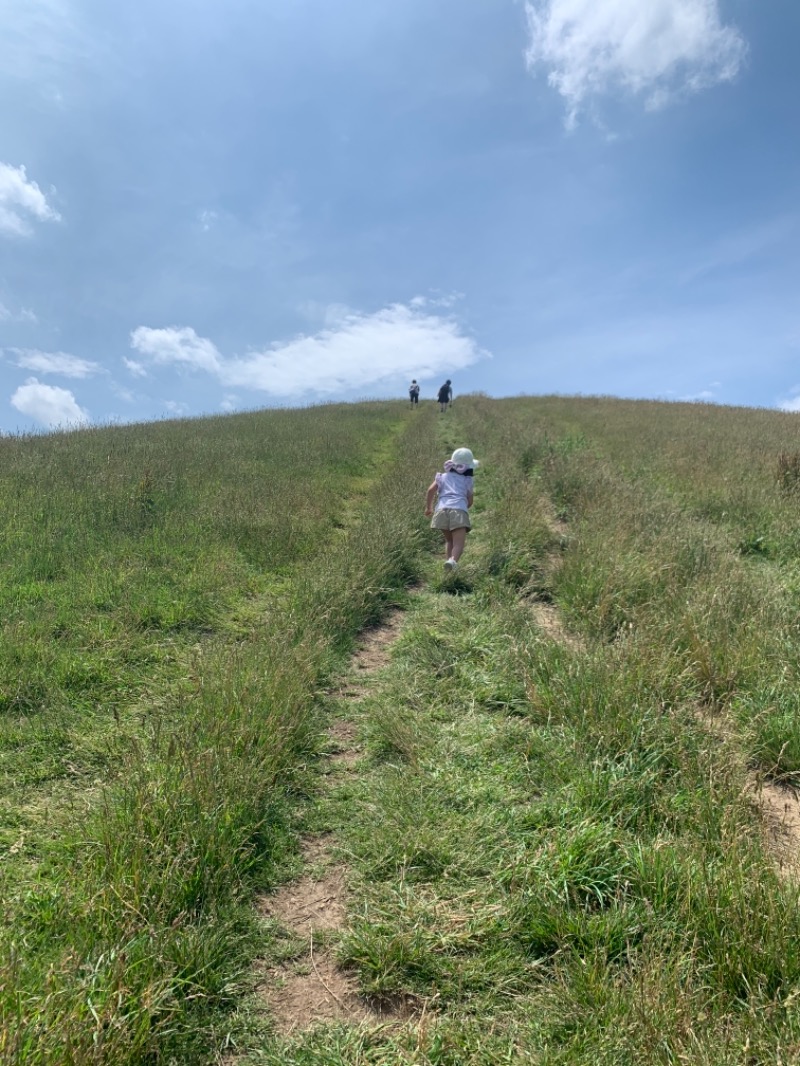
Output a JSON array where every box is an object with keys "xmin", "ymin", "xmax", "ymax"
[{"xmin": 1, "ymin": 0, "xmax": 799, "ymax": 430}]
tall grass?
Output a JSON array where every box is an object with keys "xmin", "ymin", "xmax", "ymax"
[
  {"xmin": 0, "ymin": 402, "xmax": 438, "ymax": 1063},
  {"xmin": 0, "ymin": 403, "xmax": 402, "ymax": 853},
  {"xmin": 256, "ymin": 395, "xmax": 800, "ymax": 1064}
]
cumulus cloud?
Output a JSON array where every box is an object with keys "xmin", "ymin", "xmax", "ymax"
[
  {"xmin": 525, "ymin": 0, "xmax": 747, "ymax": 126},
  {"xmin": 130, "ymin": 326, "xmax": 222, "ymax": 373},
  {"xmin": 11, "ymin": 378, "xmax": 89, "ymax": 428},
  {"xmin": 164, "ymin": 400, "xmax": 189, "ymax": 416},
  {"xmin": 130, "ymin": 302, "xmax": 487, "ymax": 398},
  {"xmin": 0, "ymin": 163, "xmax": 61, "ymax": 236},
  {"xmin": 9, "ymin": 348, "xmax": 100, "ymax": 378}
]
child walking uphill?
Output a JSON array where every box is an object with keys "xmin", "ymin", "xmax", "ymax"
[{"xmin": 425, "ymin": 447, "xmax": 480, "ymax": 572}]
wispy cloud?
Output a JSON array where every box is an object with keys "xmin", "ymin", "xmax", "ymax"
[
  {"xmin": 10, "ymin": 378, "xmax": 89, "ymax": 428},
  {"xmin": 0, "ymin": 301, "xmax": 37, "ymax": 323},
  {"xmin": 130, "ymin": 301, "xmax": 488, "ymax": 398},
  {"xmin": 680, "ymin": 215, "xmax": 798, "ymax": 285},
  {"xmin": 123, "ymin": 357, "xmax": 148, "ymax": 378},
  {"xmin": 525, "ymin": 0, "xmax": 747, "ymax": 127},
  {"xmin": 0, "ymin": 0, "xmax": 87, "ymax": 85},
  {"xmin": 8, "ymin": 348, "xmax": 100, "ymax": 377},
  {"xmin": 0, "ymin": 163, "xmax": 61, "ymax": 236},
  {"xmin": 410, "ymin": 291, "xmax": 465, "ymax": 310}
]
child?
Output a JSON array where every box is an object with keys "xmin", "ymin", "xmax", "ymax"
[
  {"xmin": 425, "ymin": 447, "xmax": 480, "ymax": 571},
  {"xmin": 409, "ymin": 379, "xmax": 420, "ymax": 405}
]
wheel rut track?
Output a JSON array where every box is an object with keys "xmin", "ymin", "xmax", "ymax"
[{"xmin": 253, "ymin": 608, "xmax": 411, "ymax": 1039}]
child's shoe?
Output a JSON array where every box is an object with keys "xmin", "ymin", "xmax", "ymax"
[{"xmin": 444, "ymin": 558, "xmax": 458, "ymax": 571}]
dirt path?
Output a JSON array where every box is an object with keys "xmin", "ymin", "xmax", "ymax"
[
  {"xmin": 528, "ymin": 514, "xmax": 584, "ymax": 652},
  {"xmin": 252, "ymin": 610, "xmax": 408, "ymax": 1039}
]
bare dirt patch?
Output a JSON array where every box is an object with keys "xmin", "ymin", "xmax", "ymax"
[
  {"xmin": 325, "ymin": 719, "xmax": 361, "ymax": 767},
  {"xmin": 258, "ymin": 952, "xmax": 395, "ymax": 1036},
  {"xmin": 256, "ymin": 845, "xmax": 392, "ymax": 1035},
  {"xmin": 329, "ymin": 609, "xmax": 405, "ymax": 701},
  {"xmin": 529, "ymin": 601, "xmax": 583, "ymax": 651},
  {"xmin": 694, "ymin": 711, "xmax": 800, "ymax": 882},
  {"xmin": 351, "ymin": 609, "xmax": 405, "ymax": 674},
  {"xmin": 256, "ymin": 836, "xmax": 400, "ymax": 1036},
  {"xmin": 756, "ymin": 779, "xmax": 800, "ymax": 880},
  {"xmin": 259, "ymin": 858, "xmax": 347, "ymax": 934}
]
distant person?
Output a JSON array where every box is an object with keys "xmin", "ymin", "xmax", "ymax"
[
  {"xmin": 437, "ymin": 379, "xmax": 453, "ymax": 413},
  {"xmin": 424, "ymin": 447, "xmax": 479, "ymax": 572},
  {"xmin": 409, "ymin": 379, "xmax": 420, "ymax": 406}
]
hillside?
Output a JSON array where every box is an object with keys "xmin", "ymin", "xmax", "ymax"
[{"xmin": 4, "ymin": 395, "xmax": 800, "ymax": 1064}]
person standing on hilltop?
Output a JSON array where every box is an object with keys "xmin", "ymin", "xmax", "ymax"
[
  {"xmin": 437, "ymin": 379, "xmax": 453, "ymax": 413},
  {"xmin": 409, "ymin": 379, "xmax": 420, "ymax": 406},
  {"xmin": 424, "ymin": 447, "xmax": 479, "ymax": 572}
]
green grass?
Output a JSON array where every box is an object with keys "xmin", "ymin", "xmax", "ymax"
[
  {"xmin": 238, "ymin": 396, "xmax": 800, "ymax": 1065},
  {"xmin": 0, "ymin": 401, "xmax": 439, "ymax": 1063},
  {"xmin": 8, "ymin": 394, "xmax": 800, "ymax": 1062}
]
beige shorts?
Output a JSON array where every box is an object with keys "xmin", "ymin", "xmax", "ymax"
[{"xmin": 431, "ymin": 508, "xmax": 471, "ymax": 531}]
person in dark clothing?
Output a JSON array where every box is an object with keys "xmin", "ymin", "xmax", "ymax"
[
  {"xmin": 409, "ymin": 379, "xmax": 420, "ymax": 405},
  {"xmin": 437, "ymin": 380, "xmax": 453, "ymax": 413}
]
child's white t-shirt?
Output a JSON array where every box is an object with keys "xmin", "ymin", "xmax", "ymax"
[{"xmin": 434, "ymin": 471, "xmax": 473, "ymax": 511}]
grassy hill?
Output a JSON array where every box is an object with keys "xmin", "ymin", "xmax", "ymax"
[{"xmin": 4, "ymin": 396, "xmax": 800, "ymax": 1063}]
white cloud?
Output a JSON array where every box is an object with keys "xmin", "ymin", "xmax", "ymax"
[
  {"xmin": 410, "ymin": 291, "xmax": 465, "ymax": 310},
  {"xmin": 778, "ymin": 386, "xmax": 800, "ymax": 413},
  {"xmin": 130, "ymin": 302, "xmax": 488, "ymax": 399},
  {"xmin": 9, "ymin": 348, "xmax": 100, "ymax": 378},
  {"xmin": 130, "ymin": 326, "xmax": 222, "ymax": 373},
  {"xmin": 11, "ymin": 378, "xmax": 88, "ymax": 428},
  {"xmin": 525, "ymin": 0, "xmax": 747, "ymax": 126},
  {"xmin": 123, "ymin": 357, "xmax": 148, "ymax": 378},
  {"xmin": 164, "ymin": 400, "xmax": 189, "ymax": 415},
  {"xmin": 0, "ymin": 301, "xmax": 37, "ymax": 323},
  {"xmin": 0, "ymin": 163, "xmax": 61, "ymax": 236},
  {"xmin": 221, "ymin": 395, "xmax": 239, "ymax": 412}
]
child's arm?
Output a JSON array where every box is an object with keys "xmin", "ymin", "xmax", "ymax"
[
  {"xmin": 467, "ymin": 489, "xmax": 474, "ymax": 508},
  {"xmin": 424, "ymin": 481, "xmax": 437, "ymax": 516}
]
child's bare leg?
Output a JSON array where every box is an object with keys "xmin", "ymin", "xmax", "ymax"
[
  {"xmin": 450, "ymin": 527, "xmax": 467, "ymax": 562},
  {"xmin": 443, "ymin": 531, "xmax": 454, "ymax": 558}
]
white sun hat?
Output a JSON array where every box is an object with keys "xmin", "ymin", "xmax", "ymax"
[{"xmin": 450, "ymin": 447, "xmax": 480, "ymax": 470}]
